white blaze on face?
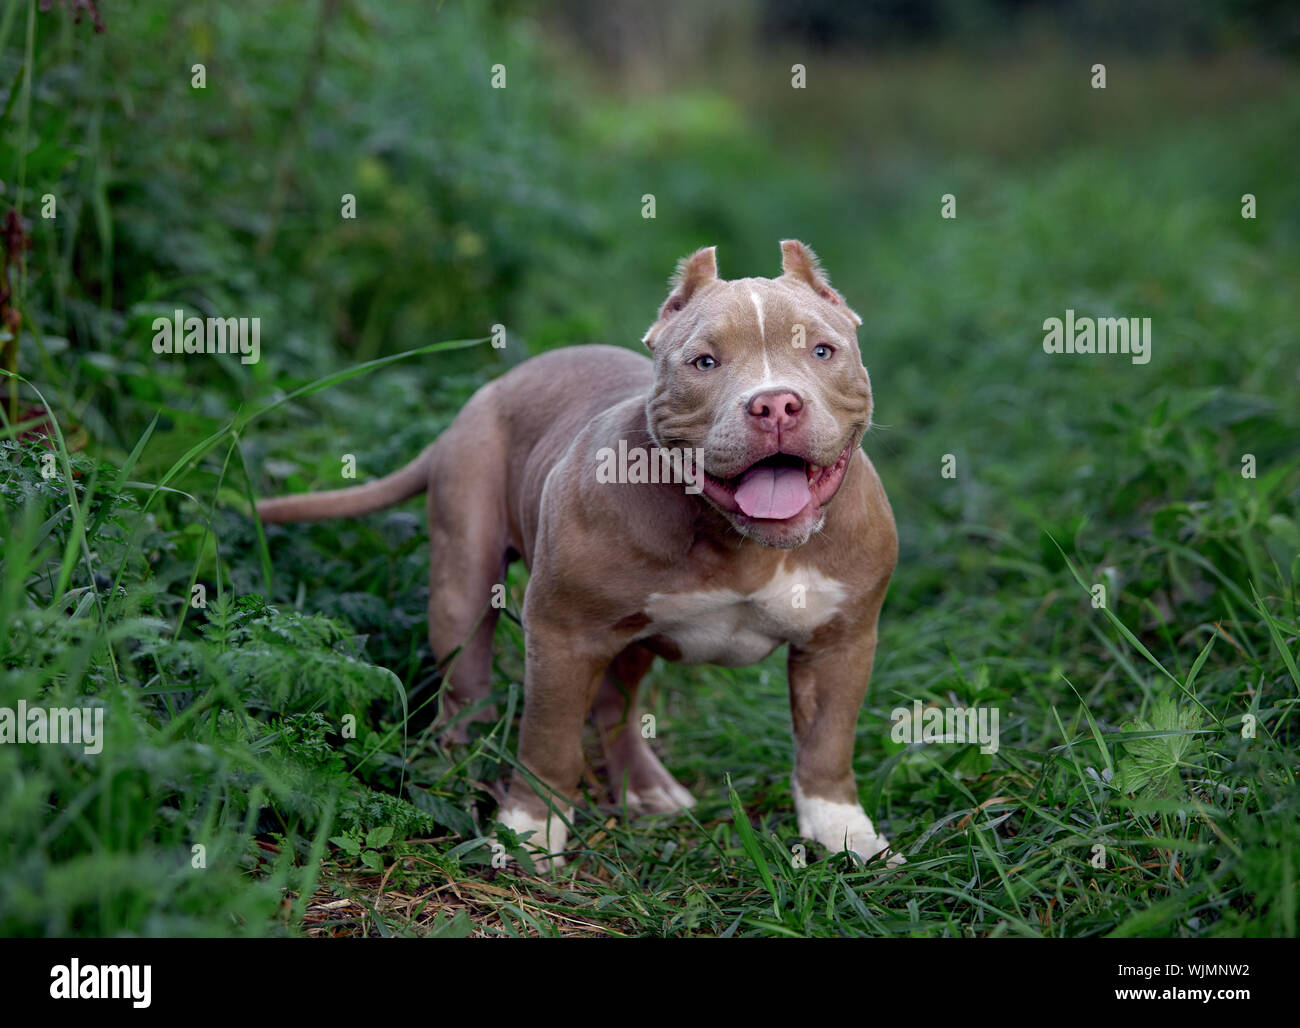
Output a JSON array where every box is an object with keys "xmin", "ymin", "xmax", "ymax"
[
  {"xmin": 732, "ymin": 285, "xmax": 814, "ymax": 415},
  {"xmin": 749, "ymin": 288, "xmax": 772, "ymax": 381}
]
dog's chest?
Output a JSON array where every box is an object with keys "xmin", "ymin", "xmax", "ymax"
[{"xmin": 638, "ymin": 562, "xmax": 848, "ymax": 666}]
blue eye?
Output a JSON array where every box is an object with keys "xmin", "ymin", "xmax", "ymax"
[
  {"xmin": 693, "ymin": 354, "xmax": 718, "ymax": 370},
  {"xmin": 812, "ymin": 344, "xmax": 834, "ymax": 360}
]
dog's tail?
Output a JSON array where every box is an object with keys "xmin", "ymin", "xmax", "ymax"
[{"xmin": 256, "ymin": 443, "xmax": 436, "ymax": 523}]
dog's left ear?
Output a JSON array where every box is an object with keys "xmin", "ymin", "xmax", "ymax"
[
  {"xmin": 780, "ymin": 239, "xmax": 862, "ymax": 326},
  {"xmin": 642, "ymin": 245, "xmax": 718, "ymax": 349}
]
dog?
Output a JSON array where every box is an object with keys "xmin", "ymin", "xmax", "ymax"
[{"xmin": 257, "ymin": 240, "xmax": 901, "ymax": 869}]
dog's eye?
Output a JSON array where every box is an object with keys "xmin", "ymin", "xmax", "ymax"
[
  {"xmin": 693, "ymin": 354, "xmax": 719, "ymax": 370},
  {"xmin": 812, "ymin": 344, "xmax": 834, "ymax": 360}
]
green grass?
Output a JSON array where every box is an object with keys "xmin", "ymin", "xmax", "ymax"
[{"xmin": 1, "ymin": 2, "xmax": 1297, "ymax": 937}]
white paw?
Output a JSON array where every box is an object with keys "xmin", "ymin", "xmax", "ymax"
[
  {"xmin": 496, "ymin": 804, "xmax": 572, "ymax": 872},
  {"xmin": 792, "ymin": 779, "xmax": 905, "ymax": 866}
]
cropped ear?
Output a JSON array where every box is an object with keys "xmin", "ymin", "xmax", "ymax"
[
  {"xmin": 642, "ymin": 245, "xmax": 718, "ymax": 349},
  {"xmin": 780, "ymin": 239, "xmax": 862, "ymax": 326}
]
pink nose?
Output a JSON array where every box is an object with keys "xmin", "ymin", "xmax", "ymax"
[{"xmin": 747, "ymin": 390, "xmax": 803, "ymax": 432}]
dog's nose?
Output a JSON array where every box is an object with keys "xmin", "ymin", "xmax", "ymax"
[{"xmin": 747, "ymin": 390, "xmax": 803, "ymax": 432}]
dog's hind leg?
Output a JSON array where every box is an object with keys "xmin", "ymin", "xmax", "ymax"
[
  {"xmin": 591, "ymin": 644, "xmax": 696, "ymax": 814},
  {"xmin": 424, "ymin": 412, "xmax": 513, "ymax": 744}
]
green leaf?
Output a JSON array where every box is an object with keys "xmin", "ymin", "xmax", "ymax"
[
  {"xmin": 365, "ymin": 825, "xmax": 395, "ymax": 850},
  {"xmin": 1063, "ymin": 673, "xmax": 1114, "ymax": 777},
  {"xmin": 426, "ymin": 910, "xmax": 473, "ymax": 938},
  {"xmin": 1253, "ymin": 582, "xmax": 1300, "ymax": 697},
  {"xmin": 1113, "ymin": 695, "xmax": 1204, "ymax": 798},
  {"xmin": 726, "ymin": 775, "xmax": 779, "ymax": 914},
  {"xmin": 330, "ymin": 835, "xmax": 361, "ymax": 856}
]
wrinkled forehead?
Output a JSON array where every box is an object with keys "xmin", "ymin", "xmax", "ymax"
[{"xmin": 684, "ymin": 277, "xmax": 857, "ymax": 348}]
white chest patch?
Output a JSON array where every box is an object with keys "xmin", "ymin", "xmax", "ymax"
[{"xmin": 640, "ymin": 561, "xmax": 848, "ymax": 666}]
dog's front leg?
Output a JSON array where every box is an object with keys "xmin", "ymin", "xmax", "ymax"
[
  {"xmin": 787, "ymin": 622, "xmax": 904, "ymax": 866},
  {"xmin": 496, "ymin": 618, "xmax": 609, "ymax": 871}
]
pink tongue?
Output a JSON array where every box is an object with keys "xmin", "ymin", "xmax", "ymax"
[{"xmin": 733, "ymin": 465, "xmax": 811, "ymax": 519}]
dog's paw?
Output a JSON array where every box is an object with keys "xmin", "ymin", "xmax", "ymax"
[
  {"xmin": 496, "ymin": 804, "xmax": 571, "ymax": 873},
  {"xmin": 623, "ymin": 779, "xmax": 697, "ymax": 815},
  {"xmin": 846, "ymin": 830, "xmax": 906, "ymax": 868},
  {"xmin": 605, "ymin": 735, "xmax": 697, "ymax": 815},
  {"xmin": 612, "ymin": 760, "xmax": 697, "ymax": 816},
  {"xmin": 792, "ymin": 782, "xmax": 905, "ymax": 867}
]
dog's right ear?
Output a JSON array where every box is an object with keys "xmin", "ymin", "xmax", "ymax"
[
  {"xmin": 642, "ymin": 245, "xmax": 717, "ymax": 349},
  {"xmin": 780, "ymin": 239, "xmax": 861, "ymax": 326}
]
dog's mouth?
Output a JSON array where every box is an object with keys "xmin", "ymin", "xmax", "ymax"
[{"xmin": 700, "ymin": 440, "xmax": 854, "ymax": 521}]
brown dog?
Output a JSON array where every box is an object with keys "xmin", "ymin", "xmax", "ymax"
[{"xmin": 257, "ymin": 240, "xmax": 900, "ymax": 868}]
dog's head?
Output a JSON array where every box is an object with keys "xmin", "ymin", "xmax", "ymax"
[{"xmin": 644, "ymin": 240, "xmax": 873, "ymax": 548}]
